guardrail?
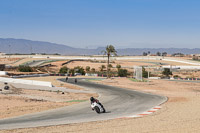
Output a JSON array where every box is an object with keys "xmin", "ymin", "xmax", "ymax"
[{"xmin": 173, "ymin": 77, "xmax": 200, "ymax": 81}]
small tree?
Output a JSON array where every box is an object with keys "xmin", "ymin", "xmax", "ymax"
[
  {"xmin": 18, "ymin": 65, "xmax": 33, "ymax": 72},
  {"xmin": 162, "ymin": 52, "xmax": 167, "ymax": 56},
  {"xmin": 118, "ymin": 69, "xmax": 128, "ymax": 77},
  {"xmin": 74, "ymin": 66, "xmax": 85, "ymax": 75},
  {"xmin": 156, "ymin": 52, "xmax": 161, "ymax": 56},
  {"xmin": 91, "ymin": 68, "xmax": 95, "ymax": 72},
  {"xmin": 86, "ymin": 66, "xmax": 90, "ymax": 72},
  {"xmin": 108, "ymin": 64, "xmax": 113, "ymax": 71},
  {"xmin": 162, "ymin": 68, "xmax": 172, "ymax": 77},
  {"xmin": 116, "ymin": 64, "xmax": 121, "ymax": 71},
  {"xmin": 142, "ymin": 67, "xmax": 148, "ymax": 78},
  {"xmin": 99, "ymin": 65, "xmax": 106, "ymax": 71},
  {"xmin": 59, "ymin": 67, "xmax": 69, "ymax": 74},
  {"xmin": 143, "ymin": 52, "xmax": 148, "ymax": 56},
  {"xmin": 69, "ymin": 68, "xmax": 75, "ymax": 76}
]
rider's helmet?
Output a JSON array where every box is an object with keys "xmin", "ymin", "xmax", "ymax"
[{"xmin": 90, "ymin": 97, "xmax": 95, "ymax": 102}]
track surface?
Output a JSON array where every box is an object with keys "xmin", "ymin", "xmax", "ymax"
[{"xmin": 0, "ymin": 78, "xmax": 166, "ymax": 130}]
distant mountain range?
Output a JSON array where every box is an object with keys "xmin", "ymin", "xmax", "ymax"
[{"xmin": 0, "ymin": 38, "xmax": 199, "ymax": 55}]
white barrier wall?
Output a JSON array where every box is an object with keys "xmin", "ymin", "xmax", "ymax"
[
  {"xmin": 0, "ymin": 77, "xmax": 52, "ymax": 87},
  {"xmin": 11, "ymin": 74, "xmax": 50, "ymax": 78},
  {"xmin": 162, "ymin": 65, "xmax": 200, "ymax": 69},
  {"xmin": 85, "ymin": 73, "xmax": 98, "ymax": 77},
  {"xmin": 0, "ymin": 71, "xmax": 8, "ymax": 76}
]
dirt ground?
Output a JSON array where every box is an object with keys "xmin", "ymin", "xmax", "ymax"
[
  {"xmin": 1, "ymin": 77, "xmax": 200, "ymax": 133},
  {"xmin": 0, "ymin": 77, "xmax": 97, "ymax": 119},
  {"xmin": 0, "ymin": 58, "xmax": 21, "ymax": 65}
]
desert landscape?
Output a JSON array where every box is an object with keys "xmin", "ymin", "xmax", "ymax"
[
  {"xmin": 1, "ymin": 1, "xmax": 200, "ymax": 132},
  {"xmin": 0, "ymin": 55, "xmax": 200, "ymax": 132}
]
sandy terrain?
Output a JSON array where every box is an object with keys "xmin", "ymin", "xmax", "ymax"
[
  {"xmin": 0, "ymin": 58, "xmax": 21, "ymax": 65},
  {"xmin": 173, "ymin": 71, "xmax": 200, "ymax": 78},
  {"xmin": 1, "ymin": 78, "xmax": 200, "ymax": 133},
  {"xmin": 50, "ymin": 60, "xmax": 68, "ymax": 66}
]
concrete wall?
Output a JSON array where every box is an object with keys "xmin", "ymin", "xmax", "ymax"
[
  {"xmin": 0, "ymin": 77, "xmax": 52, "ymax": 87},
  {"xmin": 162, "ymin": 65, "xmax": 200, "ymax": 69},
  {"xmin": 0, "ymin": 71, "xmax": 8, "ymax": 76}
]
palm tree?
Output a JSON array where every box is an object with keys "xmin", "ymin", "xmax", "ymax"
[{"xmin": 102, "ymin": 45, "xmax": 117, "ymax": 78}]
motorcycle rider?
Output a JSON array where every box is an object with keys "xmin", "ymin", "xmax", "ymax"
[
  {"xmin": 90, "ymin": 97, "xmax": 103, "ymax": 108},
  {"xmin": 74, "ymin": 78, "xmax": 77, "ymax": 83},
  {"xmin": 66, "ymin": 76, "xmax": 68, "ymax": 82}
]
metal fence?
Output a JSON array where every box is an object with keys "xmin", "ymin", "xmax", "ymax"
[{"xmin": 134, "ymin": 66, "xmax": 142, "ymax": 81}]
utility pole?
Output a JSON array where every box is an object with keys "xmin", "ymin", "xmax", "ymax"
[
  {"xmin": 9, "ymin": 45, "xmax": 11, "ymax": 54},
  {"xmin": 8, "ymin": 45, "xmax": 11, "ymax": 58},
  {"xmin": 30, "ymin": 45, "xmax": 33, "ymax": 54}
]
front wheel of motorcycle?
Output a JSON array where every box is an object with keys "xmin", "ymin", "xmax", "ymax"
[
  {"xmin": 103, "ymin": 107, "xmax": 106, "ymax": 113},
  {"xmin": 94, "ymin": 106, "xmax": 100, "ymax": 114}
]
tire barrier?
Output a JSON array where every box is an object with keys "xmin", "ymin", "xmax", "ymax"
[{"xmin": 11, "ymin": 74, "xmax": 50, "ymax": 78}]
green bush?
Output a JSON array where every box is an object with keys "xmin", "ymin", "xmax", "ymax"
[
  {"xmin": 59, "ymin": 67, "xmax": 69, "ymax": 74},
  {"xmin": 116, "ymin": 64, "xmax": 121, "ymax": 71},
  {"xmin": 91, "ymin": 68, "xmax": 95, "ymax": 72},
  {"xmin": 118, "ymin": 69, "xmax": 128, "ymax": 77},
  {"xmin": 162, "ymin": 68, "xmax": 172, "ymax": 77},
  {"xmin": 69, "ymin": 68, "xmax": 75, "ymax": 76},
  {"xmin": 99, "ymin": 65, "xmax": 106, "ymax": 71},
  {"xmin": 74, "ymin": 66, "xmax": 85, "ymax": 75},
  {"xmin": 18, "ymin": 65, "xmax": 33, "ymax": 72},
  {"xmin": 173, "ymin": 75, "xmax": 181, "ymax": 78},
  {"xmin": 142, "ymin": 67, "xmax": 148, "ymax": 78},
  {"xmin": 85, "ymin": 66, "xmax": 90, "ymax": 72}
]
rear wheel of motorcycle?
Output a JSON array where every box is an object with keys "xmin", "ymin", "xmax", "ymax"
[{"xmin": 94, "ymin": 106, "xmax": 100, "ymax": 114}]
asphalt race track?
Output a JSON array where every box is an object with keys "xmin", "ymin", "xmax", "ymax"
[{"xmin": 0, "ymin": 78, "xmax": 167, "ymax": 130}]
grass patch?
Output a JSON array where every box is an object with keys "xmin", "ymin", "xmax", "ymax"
[
  {"xmin": 129, "ymin": 78, "xmax": 148, "ymax": 82},
  {"xmin": 21, "ymin": 61, "xmax": 33, "ymax": 66},
  {"xmin": 65, "ymin": 100, "xmax": 87, "ymax": 103}
]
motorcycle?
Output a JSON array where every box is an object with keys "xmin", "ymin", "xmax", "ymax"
[
  {"xmin": 91, "ymin": 102, "xmax": 106, "ymax": 114},
  {"xmin": 74, "ymin": 78, "xmax": 77, "ymax": 83}
]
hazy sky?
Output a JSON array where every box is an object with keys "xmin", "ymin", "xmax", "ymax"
[{"xmin": 0, "ymin": 0, "xmax": 200, "ymax": 49}]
